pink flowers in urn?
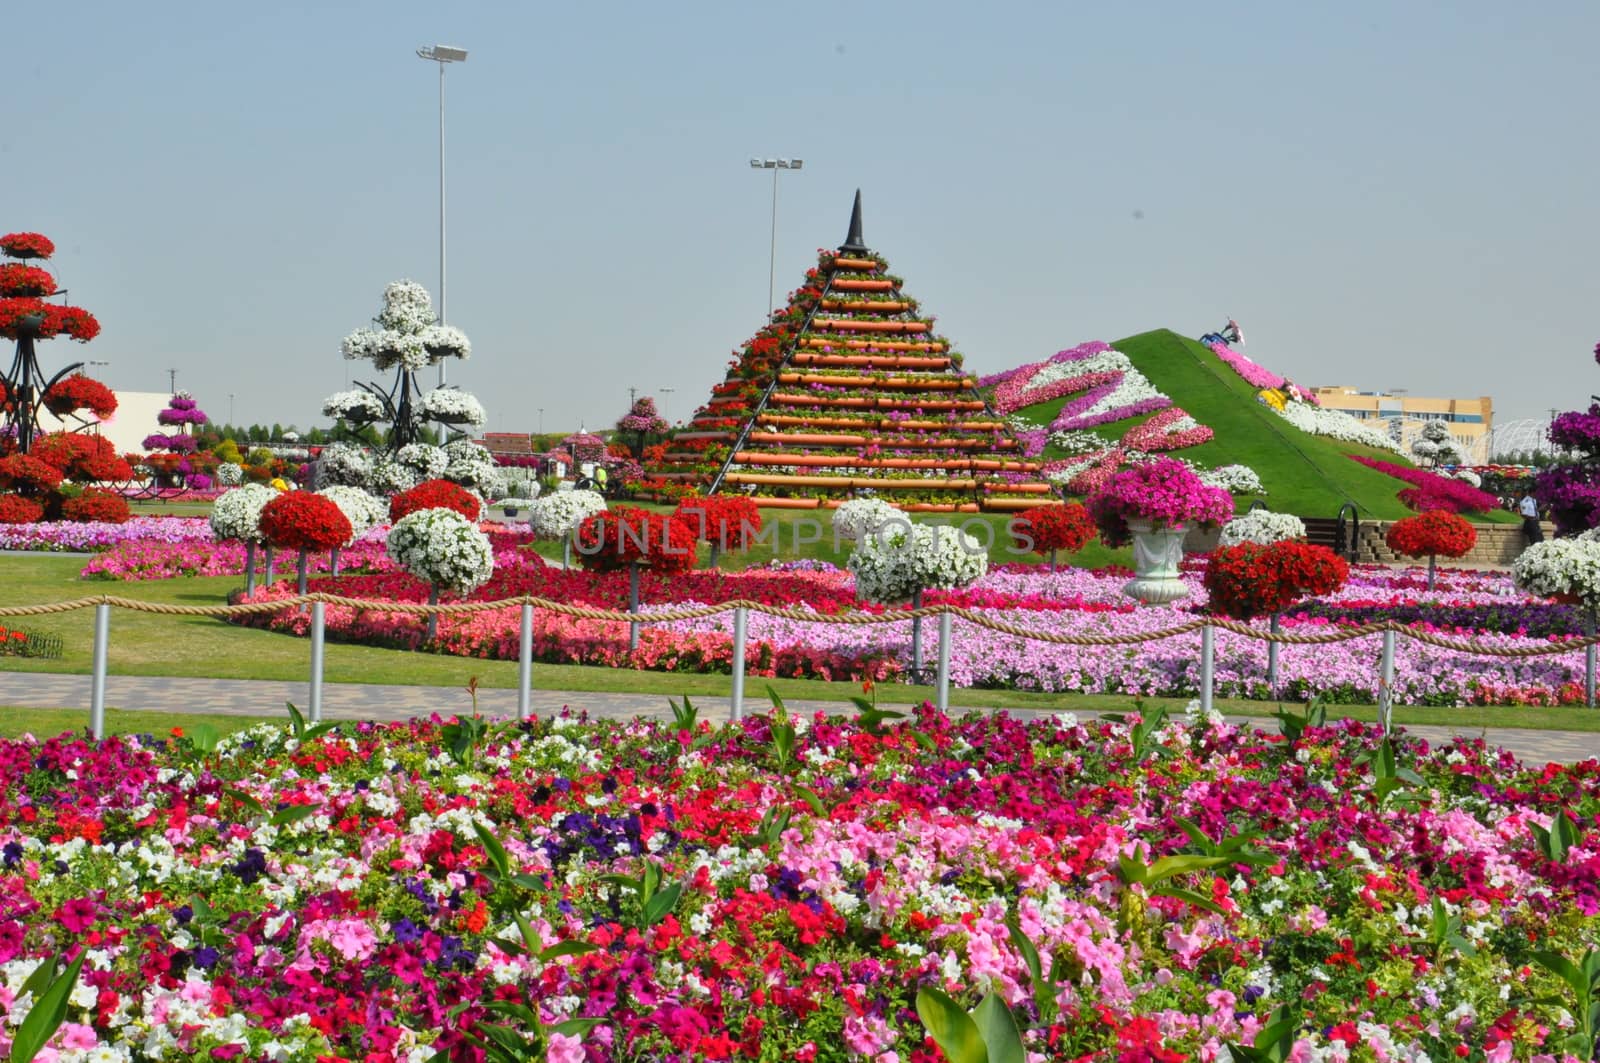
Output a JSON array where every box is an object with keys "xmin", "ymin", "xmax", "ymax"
[{"xmin": 1086, "ymin": 457, "xmax": 1234, "ymax": 546}]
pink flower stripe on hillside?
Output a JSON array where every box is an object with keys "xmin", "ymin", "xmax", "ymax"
[
  {"xmin": 1349, "ymin": 455, "xmax": 1501, "ymax": 514},
  {"xmin": 1206, "ymin": 340, "xmax": 1321, "ymax": 405},
  {"xmin": 1120, "ymin": 407, "xmax": 1214, "ymax": 451}
]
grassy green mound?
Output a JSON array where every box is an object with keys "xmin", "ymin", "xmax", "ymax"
[{"xmin": 1011, "ymin": 328, "xmax": 1513, "ymax": 522}]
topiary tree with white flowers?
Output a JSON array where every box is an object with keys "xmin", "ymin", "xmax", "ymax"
[
  {"xmin": 386, "ymin": 507, "xmax": 495, "ymax": 641},
  {"xmin": 848, "ymin": 522, "xmax": 988, "ymax": 681}
]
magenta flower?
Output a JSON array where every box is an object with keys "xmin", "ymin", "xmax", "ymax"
[{"xmin": 55, "ymin": 897, "xmax": 97, "ymax": 933}]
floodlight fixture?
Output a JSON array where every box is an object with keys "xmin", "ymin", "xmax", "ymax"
[
  {"xmin": 417, "ymin": 45, "xmax": 468, "ymax": 63},
  {"xmin": 749, "ymin": 155, "xmax": 805, "ymax": 314},
  {"xmin": 416, "ymin": 44, "xmax": 469, "ymax": 385}
]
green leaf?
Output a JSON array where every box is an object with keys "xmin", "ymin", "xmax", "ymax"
[
  {"xmin": 1141, "ymin": 854, "xmax": 1233, "ymax": 883},
  {"xmin": 909, "ymin": 729, "xmax": 937, "ymax": 752},
  {"xmin": 797, "ymin": 788, "xmax": 829, "ymax": 817},
  {"xmin": 642, "ymin": 861, "xmax": 661, "ymax": 902},
  {"xmin": 642, "ymin": 882, "xmax": 683, "ymax": 927},
  {"xmin": 222, "ymin": 787, "xmax": 264, "ymax": 814},
  {"xmin": 536, "ymin": 940, "xmax": 599, "ymax": 963},
  {"xmin": 269, "ymin": 804, "xmax": 318, "ymax": 828},
  {"xmin": 300, "ymin": 722, "xmax": 340, "ymax": 744},
  {"xmin": 914, "ymin": 987, "xmax": 989, "ymax": 1063},
  {"xmin": 970, "ymin": 992, "xmax": 1025, "ymax": 1063},
  {"xmin": 480, "ymin": 1001, "xmax": 542, "ymax": 1026},
  {"xmin": 549, "ymin": 1018, "xmax": 604, "ymax": 1038},
  {"xmin": 509, "ymin": 874, "xmax": 545, "ymax": 891},
  {"xmin": 1117, "ymin": 854, "xmax": 1150, "ymax": 886},
  {"xmin": 1153, "ymin": 885, "xmax": 1230, "ymax": 917},
  {"xmin": 858, "ymin": 708, "xmax": 907, "ymax": 733},
  {"xmin": 1531, "ymin": 949, "xmax": 1589, "ymax": 1004},
  {"xmin": 189, "ymin": 895, "xmax": 218, "ymax": 926},
  {"xmin": 476, "ymin": 1023, "xmax": 533, "ymax": 1054},
  {"xmin": 472, "ymin": 822, "xmax": 512, "ymax": 880},
  {"xmin": 764, "ymin": 685, "xmax": 787, "ymax": 713},
  {"xmin": 285, "ymin": 701, "xmax": 306, "ymax": 736},
  {"xmin": 10, "ymin": 951, "xmax": 85, "ymax": 1063}
]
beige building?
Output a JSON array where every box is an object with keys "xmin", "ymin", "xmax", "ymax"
[
  {"xmin": 1309, "ymin": 386, "xmax": 1493, "ymax": 464},
  {"xmin": 35, "ymin": 390, "xmax": 172, "ymax": 457}
]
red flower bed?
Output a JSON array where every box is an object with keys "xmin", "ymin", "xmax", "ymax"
[
  {"xmin": 674, "ymin": 495, "xmax": 764, "ymax": 551},
  {"xmin": 1011, "ymin": 502, "xmax": 1095, "ymax": 558},
  {"xmin": 1349, "ymin": 455, "xmax": 1498, "ymax": 514},
  {"xmin": 258, "ymin": 492, "xmax": 352, "ymax": 552},
  {"xmin": 389, "ymin": 479, "xmax": 481, "ymax": 522},
  {"xmin": 42, "ymin": 374, "xmax": 117, "ymax": 418},
  {"xmin": 60, "ymin": 488, "xmax": 131, "ymax": 524},
  {"xmin": 0, "ymin": 263, "xmax": 56, "ymax": 297},
  {"xmin": 0, "ymin": 454, "xmax": 64, "ymax": 492},
  {"xmin": 1203, "ymin": 540, "xmax": 1350, "ymax": 619},
  {"xmin": 575, "ymin": 505, "xmax": 697, "ymax": 575},
  {"xmin": 0, "ymin": 232, "xmax": 54, "ymax": 259},
  {"xmin": 0, "ymin": 496, "xmax": 44, "ymax": 524},
  {"xmin": 1385, "ymin": 510, "xmax": 1477, "ymax": 560}
]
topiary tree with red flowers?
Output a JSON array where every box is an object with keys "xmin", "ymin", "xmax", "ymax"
[
  {"xmin": 674, "ymin": 495, "xmax": 763, "ymax": 569},
  {"xmin": 1204, "ymin": 540, "xmax": 1349, "ymax": 695},
  {"xmin": 60, "ymin": 487, "xmax": 132, "ymax": 524},
  {"xmin": 390, "ymin": 478, "xmax": 482, "ymax": 523},
  {"xmin": 1385, "ymin": 510, "xmax": 1476, "ymax": 591},
  {"xmin": 259, "ymin": 492, "xmax": 354, "ymax": 595},
  {"xmin": 1011, "ymin": 503, "xmax": 1096, "ymax": 571},
  {"xmin": 576, "ymin": 505, "xmax": 697, "ymax": 651}
]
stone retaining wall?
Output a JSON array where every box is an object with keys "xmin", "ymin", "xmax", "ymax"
[{"xmin": 1355, "ymin": 520, "xmax": 1550, "ymax": 567}]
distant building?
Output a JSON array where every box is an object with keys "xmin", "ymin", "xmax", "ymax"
[
  {"xmin": 1309, "ymin": 386, "xmax": 1493, "ymax": 463},
  {"xmin": 36, "ymin": 390, "xmax": 170, "ymax": 458}
]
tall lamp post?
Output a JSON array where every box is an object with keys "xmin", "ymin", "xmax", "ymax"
[
  {"xmin": 416, "ymin": 43, "xmax": 468, "ymax": 388},
  {"xmin": 659, "ymin": 386, "xmax": 675, "ymax": 425},
  {"xmin": 749, "ymin": 158, "xmax": 802, "ymax": 317}
]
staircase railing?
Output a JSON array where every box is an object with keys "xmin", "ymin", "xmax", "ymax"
[{"xmin": 1335, "ymin": 502, "xmax": 1360, "ymax": 562}]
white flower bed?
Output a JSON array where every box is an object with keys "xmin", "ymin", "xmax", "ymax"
[
  {"xmin": 322, "ymin": 390, "xmax": 385, "ymax": 423},
  {"xmin": 1198, "ymin": 463, "xmax": 1265, "ymax": 495},
  {"xmin": 832, "ymin": 498, "xmax": 907, "ymax": 543},
  {"xmin": 420, "ymin": 388, "xmax": 486, "ymax": 428},
  {"xmin": 1045, "ymin": 349, "xmax": 1166, "ymax": 428},
  {"xmin": 1046, "ymin": 429, "xmax": 1110, "ymax": 455},
  {"xmin": 316, "ymin": 486, "xmax": 388, "ymax": 543},
  {"xmin": 1219, "ymin": 509, "xmax": 1306, "ymax": 547},
  {"xmin": 209, "ymin": 484, "xmax": 276, "ymax": 543},
  {"xmin": 1512, "ymin": 538, "xmax": 1600, "ymax": 608},
  {"xmin": 528, "ymin": 491, "xmax": 608, "ymax": 540},
  {"xmin": 1276, "ymin": 402, "xmax": 1402, "ymax": 454},
  {"xmin": 386, "ymin": 508, "xmax": 494, "ymax": 595},
  {"xmin": 848, "ymin": 524, "xmax": 988, "ymax": 604}
]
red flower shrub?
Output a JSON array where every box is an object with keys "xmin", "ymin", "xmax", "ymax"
[
  {"xmin": 1385, "ymin": 510, "xmax": 1476, "ymax": 560},
  {"xmin": 0, "ymin": 233, "xmax": 55, "ymax": 259},
  {"xmin": 575, "ymin": 505, "xmax": 697, "ymax": 575},
  {"xmin": 0, "ymin": 264, "xmax": 57, "ymax": 298},
  {"xmin": 1204, "ymin": 540, "xmax": 1350, "ymax": 620},
  {"xmin": 390, "ymin": 479, "xmax": 482, "ymax": 523},
  {"xmin": 42, "ymin": 374, "xmax": 117, "ymax": 418},
  {"xmin": 32, "ymin": 433, "xmax": 133, "ymax": 482},
  {"xmin": 0, "ymin": 496, "xmax": 44, "ymax": 524},
  {"xmin": 1349, "ymin": 455, "xmax": 1498, "ymax": 514},
  {"xmin": 60, "ymin": 488, "xmax": 131, "ymax": 524},
  {"xmin": 674, "ymin": 495, "xmax": 764, "ymax": 552},
  {"xmin": 1011, "ymin": 503, "xmax": 1096, "ymax": 558},
  {"xmin": 0, "ymin": 300, "xmax": 100, "ymax": 342},
  {"xmin": 0, "ymin": 454, "xmax": 64, "ymax": 492},
  {"xmin": 259, "ymin": 492, "xmax": 352, "ymax": 552}
]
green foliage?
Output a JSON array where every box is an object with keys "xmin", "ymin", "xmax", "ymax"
[
  {"xmin": 1424, "ymin": 897, "xmax": 1477, "ymax": 961},
  {"xmin": 1227, "ymin": 1005, "xmax": 1299, "ymax": 1063},
  {"xmin": 600, "ymin": 861, "xmax": 683, "ymax": 929},
  {"xmin": 10, "ymin": 950, "xmax": 87, "ymax": 1063},
  {"xmin": 1356, "ymin": 737, "xmax": 1424, "ymax": 808},
  {"xmin": 1526, "ymin": 948, "xmax": 1600, "ymax": 1058},
  {"xmin": 1099, "ymin": 700, "xmax": 1169, "ymax": 763},
  {"xmin": 913, "ymin": 987, "xmax": 1024, "ymax": 1063},
  {"xmin": 1275, "ymin": 696, "xmax": 1327, "ymax": 744},
  {"xmin": 668, "ymin": 695, "xmax": 698, "ymax": 732},
  {"xmin": 1532, "ymin": 809, "xmax": 1581, "ymax": 864},
  {"xmin": 212, "ymin": 438, "xmax": 244, "ymax": 464},
  {"xmin": 765, "ymin": 685, "xmax": 796, "ymax": 769}
]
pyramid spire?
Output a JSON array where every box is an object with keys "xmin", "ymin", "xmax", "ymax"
[{"xmin": 838, "ymin": 190, "xmax": 868, "ymax": 253}]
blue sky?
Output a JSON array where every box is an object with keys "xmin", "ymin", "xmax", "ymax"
[{"xmin": 9, "ymin": 0, "xmax": 1598, "ymax": 436}]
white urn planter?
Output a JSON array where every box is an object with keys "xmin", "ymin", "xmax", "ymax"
[{"xmin": 1123, "ymin": 519, "xmax": 1189, "ymax": 606}]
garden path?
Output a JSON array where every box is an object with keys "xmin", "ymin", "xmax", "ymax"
[{"xmin": 0, "ymin": 672, "xmax": 1595, "ymax": 765}]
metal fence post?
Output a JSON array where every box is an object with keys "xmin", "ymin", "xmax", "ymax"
[
  {"xmin": 309, "ymin": 601, "xmax": 325, "ymax": 723},
  {"xmin": 1586, "ymin": 611, "xmax": 1596, "ymax": 709},
  {"xmin": 1267, "ymin": 613, "xmax": 1281, "ymax": 694},
  {"xmin": 1379, "ymin": 628, "xmax": 1396, "ymax": 735},
  {"xmin": 910, "ymin": 588, "xmax": 924, "ymax": 684},
  {"xmin": 89, "ymin": 603, "xmax": 110, "ymax": 740},
  {"xmin": 518, "ymin": 603, "xmax": 534, "ymax": 720},
  {"xmin": 935, "ymin": 610, "xmax": 952, "ymax": 713},
  {"xmin": 1199, "ymin": 624, "xmax": 1215, "ymax": 714},
  {"xmin": 731, "ymin": 606, "xmax": 747, "ymax": 722}
]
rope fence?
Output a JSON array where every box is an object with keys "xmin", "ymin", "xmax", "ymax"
[{"xmin": 5, "ymin": 593, "xmax": 1598, "ymax": 738}]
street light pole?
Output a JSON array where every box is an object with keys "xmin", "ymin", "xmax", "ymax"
[
  {"xmin": 660, "ymin": 386, "xmax": 675, "ymax": 424},
  {"xmin": 167, "ymin": 368, "xmax": 177, "ymax": 394},
  {"xmin": 417, "ymin": 44, "xmax": 468, "ymax": 388},
  {"xmin": 750, "ymin": 158, "xmax": 802, "ymax": 317}
]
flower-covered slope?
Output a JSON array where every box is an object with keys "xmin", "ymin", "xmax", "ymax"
[
  {"xmin": 0, "ymin": 709, "xmax": 1594, "ymax": 1061},
  {"xmin": 989, "ymin": 329, "xmax": 1433, "ymax": 519},
  {"xmin": 650, "ymin": 198, "xmax": 1055, "ymax": 512}
]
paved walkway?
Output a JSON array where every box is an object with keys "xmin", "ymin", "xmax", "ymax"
[{"xmin": 1, "ymin": 672, "xmax": 1595, "ymax": 766}]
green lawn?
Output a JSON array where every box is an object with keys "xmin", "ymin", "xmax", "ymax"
[
  {"xmin": 2, "ymin": 554, "xmax": 1598, "ymax": 734},
  {"xmin": 1013, "ymin": 328, "xmax": 1517, "ymax": 525}
]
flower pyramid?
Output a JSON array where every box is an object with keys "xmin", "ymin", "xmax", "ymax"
[{"xmin": 653, "ymin": 193, "xmax": 1055, "ymax": 511}]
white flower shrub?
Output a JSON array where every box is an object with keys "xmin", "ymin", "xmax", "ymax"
[
  {"xmin": 848, "ymin": 524, "xmax": 988, "ymax": 604},
  {"xmin": 442, "ymin": 439, "xmax": 499, "ymax": 494},
  {"xmin": 1218, "ymin": 509, "xmax": 1307, "ymax": 547},
  {"xmin": 420, "ymin": 388, "xmax": 487, "ymax": 427},
  {"xmin": 386, "ymin": 508, "xmax": 495, "ymax": 595},
  {"xmin": 1198, "ymin": 463, "xmax": 1266, "ymax": 495},
  {"xmin": 209, "ymin": 484, "xmax": 276, "ymax": 543},
  {"xmin": 1454, "ymin": 469, "xmax": 1483, "ymax": 488},
  {"xmin": 342, "ymin": 281, "xmax": 471, "ymax": 373},
  {"xmin": 321, "ymin": 390, "xmax": 385, "ymax": 423},
  {"xmin": 1276, "ymin": 402, "xmax": 1403, "ymax": 454},
  {"xmin": 1512, "ymin": 538, "xmax": 1600, "ymax": 608},
  {"xmin": 312, "ymin": 443, "xmax": 373, "ymax": 490},
  {"xmin": 395, "ymin": 443, "xmax": 448, "ymax": 479},
  {"xmin": 316, "ymin": 486, "xmax": 388, "ymax": 543},
  {"xmin": 528, "ymin": 491, "xmax": 608, "ymax": 540},
  {"xmin": 369, "ymin": 456, "xmax": 421, "ymax": 495},
  {"xmin": 213, "ymin": 462, "xmax": 243, "ymax": 487},
  {"xmin": 832, "ymin": 498, "xmax": 907, "ymax": 543}
]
